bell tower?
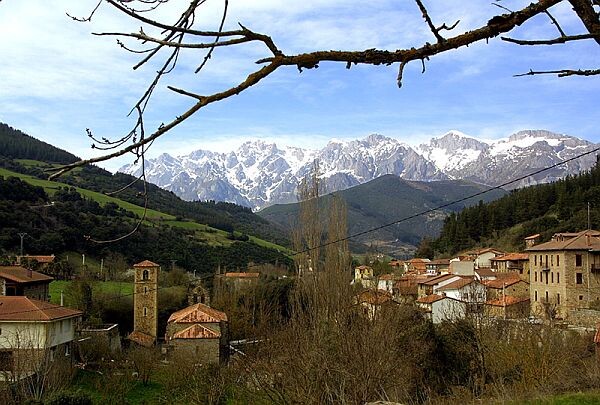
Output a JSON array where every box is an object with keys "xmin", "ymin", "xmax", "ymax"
[{"xmin": 131, "ymin": 260, "xmax": 159, "ymax": 345}]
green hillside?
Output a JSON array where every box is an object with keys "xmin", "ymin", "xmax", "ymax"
[
  {"xmin": 432, "ymin": 157, "xmax": 600, "ymax": 255},
  {"xmin": 259, "ymin": 175, "xmax": 506, "ymax": 257},
  {"xmin": 0, "ymin": 122, "xmax": 289, "ymax": 247}
]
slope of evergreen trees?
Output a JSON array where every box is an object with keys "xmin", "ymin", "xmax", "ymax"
[
  {"xmin": 0, "ymin": 123, "xmax": 78, "ymax": 164},
  {"xmin": 433, "ymin": 156, "xmax": 600, "ymax": 255},
  {"xmin": 0, "ymin": 176, "xmax": 292, "ymax": 273}
]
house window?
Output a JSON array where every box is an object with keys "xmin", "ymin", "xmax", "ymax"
[
  {"xmin": 0, "ymin": 351, "xmax": 14, "ymax": 371},
  {"xmin": 579, "ymin": 295, "xmax": 584, "ymax": 301},
  {"xmin": 557, "ymin": 255, "xmax": 560, "ymax": 266},
  {"xmin": 535, "ymin": 291, "xmax": 538, "ymax": 301},
  {"xmin": 545, "ymin": 255, "xmax": 548, "ymax": 267},
  {"xmin": 143, "ymin": 307, "xmax": 148, "ymax": 317},
  {"xmin": 535, "ymin": 272, "xmax": 537, "ymax": 282},
  {"xmin": 576, "ymin": 254, "xmax": 582, "ymax": 267},
  {"xmin": 551, "ymin": 272, "xmax": 554, "ymax": 283},
  {"xmin": 557, "ymin": 293, "xmax": 560, "ymax": 305},
  {"xmin": 551, "ymin": 255, "xmax": 554, "ymax": 266},
  {"xmin": 142, "ymin": 270, "xmax": 149, "ymax": 281},
  {"xmin": 557, "ymin": 272, "xmax": 560, "ymax": 284},
  {"xmin": 144, "ymin": 287, "xmax": 148, "ymax": 294},
  {"xmin": 545, "ymin": 291, "xmax": 549, "ymax": 303},
  {"xmin": 545, "ymin": 272, "xmax": 548, "ymax": 285},
  {"xmin": 576, "ymin": 273, "xmax": 583, "ymax": 284}
]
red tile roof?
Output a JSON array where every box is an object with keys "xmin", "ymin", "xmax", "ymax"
[
  {"xmin": 486, "ymin": 296, "xmax": 530, "ymax": 307},
  {"xmin": 419, "ymin": 274, "xmax": 457, "ymax": 286},
  {"xmin": 133, "ymin": 260, "xmax": 160, "ymax": 268},
  {"xmin": 173, "ymin": 324, "xmax": 221, "ymax": 339},
  {"xmin": 0, "ymin": 266, "xmax": 53, "ymax": 283},
  {"xmin": 527, "ymin": 230, "xmax": 600, "ymax": 251},
  {"xmin": 168, "ymin": 303, "xmax": 228, "ymax": 324},
  {"xmin": 491, "ymin": 253, "xmax": 529, "ymax": 261},
  {"xmin": 484, "ymin": 277, "xmax": 525, "ymax": 289},
  {"xmin": 357, "ymin": 289, "xmax": 393, "ymax": 305},
  {"xmin": 378, "ymin": 274, "xmax": 399, "ymax": 281},
  {"xmin": 18, "ymin": 255, "xmax": 55, "ymax": 264},
  {"xmin": 224, "ymin": 272, "xmax": 260, "ymax": 278},
  {"xmin": 0, "ymin": 296, "xmax": 81, "ymax": 321},
  {"xmin": 436, "ymin": 277, "xmax": 476, "ymax": 291},
  {"xmin": 128, "ymin": 331, "xmax": 155, "ymax": 347},
  {"xmin": 475, "ymin": 268, "xmax": 496, "ymax": 277},
  {"xmin": 416, "ymin": 294, "xmax": 446, "ymax": 304}
]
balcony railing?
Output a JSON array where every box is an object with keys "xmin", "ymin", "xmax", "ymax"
[{"xmin": 540, "ymin": 267, "xmax": 550, "ymax": 272}]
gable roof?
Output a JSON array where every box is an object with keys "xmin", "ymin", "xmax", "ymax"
[
  {"xmin": 223, "ymin": 272, "xmax": 260, "ymax": 278},
  {"xmin": 416, "ymin": 294, "xmax": 446, "ymax": 304},
  {"xmin": 0, "ymin": 296, "xmax": 81, "ymax": 321},
  {"xmin": 168, "ymin": 303, "xmax": 227, "ymax": 324},
  {"xmin": 475, "ymin": 268, "xmax": 496, "ymax": 278},
  {"xmin": 484, "ymin": 277, "xmax": 526, "ymax": 289},
  {"xmin": 527, "ymin": 230, "xmax": 600, "ymax": 252},
  {"xmin": 436, "ymin": 277, "xmax": 476, "ymax": 291},
  {"xmin": 133, "ymin": 260, "xmax": 160, "ymax": 268},
  {"xmin": 418, "ymin": 274, "xmax": 457, "ymax": 286},
  {"xmin": 128, "ymin": 331, "xmax": 155, "ymax": 347},
  {"xmin": 172, "ymin": 323, "xmax": 221, "ymax": 339},
  {"xmin": 378, "ymin": 274, "xmax": 399, "ymax": 281},
  {"xmin": 357, "ymin": 289, "xmax": 393, "ymax": 305},
  {"xmin": 0, "ymin": 266, "xmax": 53, "ymax": 284},
  {"xmin": 18, "ymin": 255, "xmax": 55, "ymax": 264},
  {"xmin": 491, "ymin": 253, "xmax": 529, "ymax": 262}
]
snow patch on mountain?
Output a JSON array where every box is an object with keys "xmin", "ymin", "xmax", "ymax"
[{"xmin": 119, "ymin": 129, "xmax": 598, "ymax": 210}]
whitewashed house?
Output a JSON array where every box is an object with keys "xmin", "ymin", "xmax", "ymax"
[{"xmin": 0, "ymin": 296, "xmax": 82, "ymax": 382}]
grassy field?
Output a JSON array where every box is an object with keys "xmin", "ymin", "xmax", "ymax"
[
  {"xmin": 49, "ymin": 280, "xmax": 133, "ymax": 305},
  {"xmin": 0, "ymin": 166, "xmax": 291, "ymax": 250},
  {"xmin": 0, "ymin": 167, "xmax": 172, "ymax": 220},
  {"xmin": 511, "ymin": 391, "xmax": 600, "ymax": 404}
]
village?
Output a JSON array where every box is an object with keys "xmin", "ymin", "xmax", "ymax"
[{"xmin": 2, "ymin": 228, "xmax": 600, "ymax": 399}]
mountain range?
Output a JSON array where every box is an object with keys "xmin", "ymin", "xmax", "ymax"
[{"xmin": 121, "ymin": 129, "xmax": 599, "ymax": 211}]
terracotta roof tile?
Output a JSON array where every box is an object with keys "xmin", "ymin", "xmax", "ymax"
[
  {"xmin": 128, "ymin": 331, "xmax": 155, "ymax": 347},
  {"xmin": 378, "ymin": 274, "xmax": 399, "ymax": 281},
  {"xmin": 168, "ymin": 303, "xmax": 228, "ymax": 324},
  {"xmin": 133, "ymin": 260, "xmax": 160, "ymax": 268},
  {"xmin": 0, "ymin": 296, "xmax": 81, "ymax": 321},
  {"xmin": 173, "ymin": 324, "xmax": 221, "ymax": 339},
  {"xmin": 419, "ymin": 274, "xmax": 457, "ymax": 286},
  {"xmin": 528, "ymin": 230, "xmax": 600, "ymax": 252},
  {"xmin": 475, "ymin": 268, "xmax": 496, "ymax": 277},
  {"xmin": 416, "ymin": 294, "xmax": 446, "ymax": 304},
  {"xmin": 224, "ymin": 272, "xmax": 260, "ymax": 278},
  {"xmin": 357, "ymin": 289, "xmax": 392, "ymax": 305},
  {"xmin": 19, "ymin": 255, "xmax": 55, "ymax": 264},
  {"xmin": 0, "ymin": 266, "xmax": 53, "ymax": 283},
  {"xmin": 491, "ymin": 253, "xmax": 529, "ymax": 261},
  {"xmin": 436, "ymin": 277, "xmax": 476, "ymax": 291},
  {"xmin": 484, "ymin": 277, "xmax": 525, "ymax": 289}
]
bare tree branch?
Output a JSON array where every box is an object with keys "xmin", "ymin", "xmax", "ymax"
[
  {"xmin": 514, "ymin": 68, "xmax": 600, "ymax": 77},
  {"xmin": 45, "ymin": 0, "xmax": 566, "ymax": 179},
  {"xmin": 502, "ymin": 33, "xmax": 599, "ymax": 45},
  {"xmin": 569, "ymin": 0, "xmax": 600, "ymax": 45}
]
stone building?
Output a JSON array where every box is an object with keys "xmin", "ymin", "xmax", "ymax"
[
  {"xmin": 165, "ymin": 303, "xmax": 228, "ymax": 364},
  {"xmin": 490, "ymin": 253, "xmax": 530, "ymax": 281},
  {"xmin": 0, "ymin": 266, "xmax": 53, "ymax": 301},
  {"xmin": 129, "ymin": 260, "xmax": 159, "ymax": 347},
  {"xmin": 527, "ymin": 230, "xmax": 600, "ymax": 320}
]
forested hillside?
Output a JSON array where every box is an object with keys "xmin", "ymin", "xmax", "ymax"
[
  {"xmin": 0, "ymin": 176, "xmax": 291, "ymax": 273},
  {"xmin": 432, "ymin": 157, "xmax": 600, "ymax": 255},
  {"xmin": 0, "ymin": 122, "xmax": 289, "ymax": 246},
  {"xmin": 0, "ymin": 123, "xmax": 78, "ymax": 164}
]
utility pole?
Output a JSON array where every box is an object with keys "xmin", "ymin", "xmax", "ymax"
[{"xmin": 17, "ymin": 232, "xmax": 27, "ymax": 257}]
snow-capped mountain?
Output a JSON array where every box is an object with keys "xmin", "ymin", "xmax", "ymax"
[{"xmin": 120, "ymin": 130, "xmax": 598, "ymax": 210}]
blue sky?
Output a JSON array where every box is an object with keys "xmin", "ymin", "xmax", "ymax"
[{"xmin": 0, "ymin": 0, "xmax": 599, "ymax": 172}]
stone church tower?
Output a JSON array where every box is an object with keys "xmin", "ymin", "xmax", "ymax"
[{"xmin": 131, "ymin": 260, "xmax": 159, "ymax": 346}]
